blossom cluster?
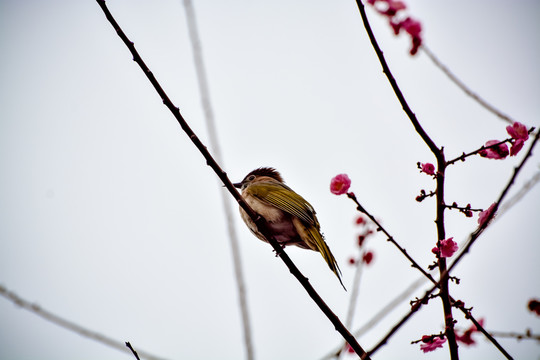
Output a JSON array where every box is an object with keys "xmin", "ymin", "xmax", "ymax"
[
  {"xmin": 456, "ymin": 318, "xmax": 485, "ymax": 346},
  {"xmin": 348, "ymin": 215, "xmax": 375, "ymax": 266},
  {"xmin": 419, "ymin": 335, "xmax": 446, "ymax": 353},
  {"xmin": 480, "ymin": 122, "xmax": 529, "ymax": 159},
  {"xmin": 367, "ymin": 0, "xmax": 423, "ymax": 55}
]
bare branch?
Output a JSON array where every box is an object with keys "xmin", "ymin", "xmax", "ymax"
[
  {"xmin": 0, "ymin": 285, "xmax": 169, "ymax": 360},
  {"xmin": 421, "ymin": 45, "xmax": 514, "ymax": 124},
  {"xmin": 126, "ymin": 342, "xmax": 142, "ymax": 360}
]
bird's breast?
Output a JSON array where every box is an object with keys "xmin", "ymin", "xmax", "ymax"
[{"xmin": 241, "ymin": 194, "xmax": 303, "ymax": 246}]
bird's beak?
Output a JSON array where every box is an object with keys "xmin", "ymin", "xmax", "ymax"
[{"xmin": 233, "ymin": 182, "xmax": 242, "ymax": 189}]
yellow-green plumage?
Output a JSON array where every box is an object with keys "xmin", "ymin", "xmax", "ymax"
[{"xmin": 234, "ymin": 167, "xmax": 345, "ymax": 290}]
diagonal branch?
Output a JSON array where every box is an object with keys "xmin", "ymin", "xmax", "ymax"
[
  {"xmin": 95, "ymin": 1, "xmax": 370, "ymax": 358},
  {"xmin": 0, "ymin": 285, "xmax": 169, "ymax": 360},
  {"xmin": 421, "ymin": 45, "xmax": 514, "ymax": 124}
]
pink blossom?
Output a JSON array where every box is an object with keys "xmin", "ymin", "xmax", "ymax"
[
  {"xmin": 506, "ymin": 122, "xmax": 529, "ymax": 141},
  {"xmin": 401, "ymin": 17, "xmax": 422, "ymax": 37},
  {"xmin": 478, "ymin": 203, "xmax": 497, "ymax": 226},
  {"xmin": 367, "ymin": 0, "xmax": 422, "ymax": 56},
  {"xmin": 420, "ymin": 162, "xmax": 435, "ymax": 175},
  {"xmin": 510, "ymin": 139, "xmax": 524, "ymax": 156},
  {"xmin": 479, "ymin": 140, "xmax": 509, "ymax": 159},
  {"xmin": 433, "ymin": 237, "xmax": 458, "ymax": 258},
  {"xmin": 379, "ymin": 0, "xmax": 407, "ymax": 16},
  {"xmin": 355, "ymin": 215, "xmax": 365, "ymax": 225},
  {"xmin": 456, "ymin": 330, "xmax": 475, "ymax": 345},
  {"xmin": 456, "ymin": 318, "xmax": 485, "ymax": 346},
  {"xmin": 330, "ymin": 174, "xmax": 351, "ymax": 195},
  {"xmin": 362, "ymin": 251, "xmax": 374, "ymax": 265},
  {"xmin": 409, "ymin": 35, "xmax": 422, "ymax": 55},
  {"xmin": 420, "ymin": 336, "xmax": 446, "ymax": 353}
]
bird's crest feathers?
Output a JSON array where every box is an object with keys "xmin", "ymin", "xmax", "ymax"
[{"xmin": 243, "ymin": 167, "xmax": 284, "ymax": 183}]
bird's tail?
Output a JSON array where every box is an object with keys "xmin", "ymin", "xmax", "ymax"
[{"xmin": 306, "ymin": 227, "xmax": 346, "ymax": 291}]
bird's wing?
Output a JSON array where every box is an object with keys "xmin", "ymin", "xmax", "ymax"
[{"xmin": 248, "ymin": 182, "xmax": 318, "ymax": 227}]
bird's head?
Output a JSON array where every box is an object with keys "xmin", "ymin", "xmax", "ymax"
[{"xmin": 233, "ymin": 167, "xmax": 284, "ymax": 190}]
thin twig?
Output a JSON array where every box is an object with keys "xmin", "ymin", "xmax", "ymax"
[
  {"xmin": 126, "ymin": 342, "xmax": 142, "ymax": 360},
  {"xmin": 95, "ymin": 1, "xmax": 370, "ymax": 358},
  {"xmin": 320, "ymin": 277, "xmax": 426, "ymax": 360},
  {"xmin": 447, "ymin": 138, "xmax": 513, "ymax": 166},
  {"xmin": 0, "ymin": 285, "xmax": 169, "ymax": 360},
  {"xmin": 340, "ymin": 249, "xmax": 367, "ymax": 358},
  {"xmin": 489, "ymin": 330, "xmax": 540, "ymax": 342},
  {"xmin": 421, "ymin": 45, "xmax": 514, "ymax": 124},
  {"xmin": 182, "ymin": 1, "xmax": 254, "ymax": 359},
  {"xmin": 447, "ymin": 128, "xmax": 535, "ymax": 166},
  {"xmin": 347, "ymin": 193, "xmax": 432, "ymax": 279},
  {"xmin": 497, "ymin": 169, "xmax": 540, "ymax": 216}
]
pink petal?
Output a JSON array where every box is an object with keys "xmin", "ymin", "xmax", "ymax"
[
  {"xmin": 506, "ymin": 122, "xmax": 529, "ymax": 141},
  {"xmin": 330, "ymin": 174, "xmax": 351, "ymax": 195}
]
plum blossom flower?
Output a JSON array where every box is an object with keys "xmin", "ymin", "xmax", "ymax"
[
  {"xmin": 378, "ymin": 0, "xmax": 406, "ymax": 16},
  {"xmin": 390, "ymin": 17, "xmax": 423, "ymax": 54},
  {"xmin": 367, "ymin": 0, "xmax": 423, "ymax": 56},
  {"xmin": 509, "ymin": 139, "xmax": 524, "ymax": 156},
  {"xmin": 479, "ymin": 140, "xmax": 509, "ymax": 160},
  {"xmin": 420, "ymin": 336, "xmax": 446, "ymax": 353},
  {"xmin": 420, "ymin": 162, "xmax": 435, "ymax": 175},
  {"xmin": 432, "ymin": 237, "xmax": 458, "ymax": 258},
  {"xmin": 478, "ymin": 203, "xmax": 497, "ymax": 226},
  {"xmin": 330, "ymin": 174, "xmax": 351, "ymax": 195},
  {"xmin": 362, "ymin": 251, "xmax": 374, "ymax": 265},
  {"xmin": 456, "ymin": 318, "xmax": 485, "ymax": 346},
  {"xmin": 506, "ymin": 122, "xmax": 529, "ymax": 141}
]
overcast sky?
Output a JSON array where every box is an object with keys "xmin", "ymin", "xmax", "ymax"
[{"xmin": 1, "ymin": 1, "xmax": 539, "ymax": 359}]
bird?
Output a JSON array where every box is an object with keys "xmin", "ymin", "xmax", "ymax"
[{"xmin": 233, "ymin": 167, "xmax": 345, "ymax": 289}]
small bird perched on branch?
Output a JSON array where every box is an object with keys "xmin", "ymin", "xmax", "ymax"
[{"xmin": 234, "ymin": 167, "xmax": 345, "ymax": 290}]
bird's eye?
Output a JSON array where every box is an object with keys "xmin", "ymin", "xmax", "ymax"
[{"xmin": 247, "ymin": 175, "xmax": 256, "ymax": 181}]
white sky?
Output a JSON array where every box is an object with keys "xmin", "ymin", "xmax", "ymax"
[{"xmin": 1, "ymin": 1, "xmax": 539, "ymax": 359}]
